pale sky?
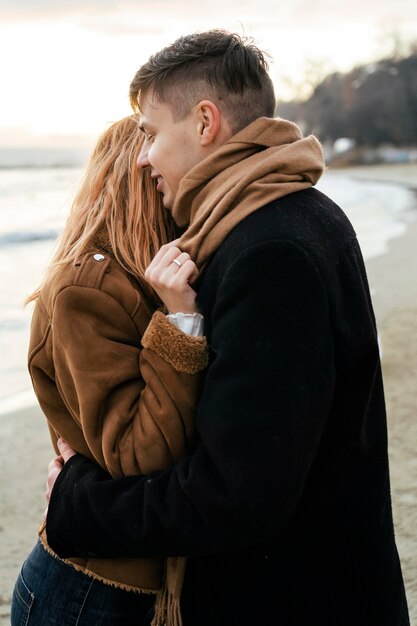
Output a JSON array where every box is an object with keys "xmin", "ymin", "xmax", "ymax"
[{"xmin": 1, "ymin": 0, "xmax": 416, "ymax": 147}]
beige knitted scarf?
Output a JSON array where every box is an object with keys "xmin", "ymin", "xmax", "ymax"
[{"xmin": 174, "ymin": 116, "xmax": 325, "ymax": 269}]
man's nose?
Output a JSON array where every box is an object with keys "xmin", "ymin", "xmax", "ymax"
[{"xmin": 137, "ymin": 143, "xmax": 150, "ymax": 169}]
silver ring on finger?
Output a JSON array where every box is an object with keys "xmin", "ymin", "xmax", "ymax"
[{"xmin": 172, "ymin": 258, "xmax": 182, "ymax": 268}]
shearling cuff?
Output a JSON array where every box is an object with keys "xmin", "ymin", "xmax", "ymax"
[{"xmin": 141, "ymin": 311, "xmax": 209, "ymax": 374}]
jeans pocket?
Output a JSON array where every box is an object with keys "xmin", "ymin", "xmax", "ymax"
[{"xmin": 11, "ymin": 567, "xmax": 35, "ymax": 626}]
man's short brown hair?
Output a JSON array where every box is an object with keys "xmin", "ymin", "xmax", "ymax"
[{"xmin": 130, "ymin": 30, "xmax": 276, "ymax": 134}]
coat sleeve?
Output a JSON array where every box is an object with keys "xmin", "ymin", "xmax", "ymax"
[
  {"xmin": 46, "ymin": 239, "xmax": 335, "ymax": 558},
  {"xmin": 50, "ymin": 285, "xmax": 208, "ymax": 477}
]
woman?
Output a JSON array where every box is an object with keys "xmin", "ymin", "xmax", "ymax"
[{"xmin": 11, "ymin": 116, "xmax": 208, "ymax": 626}]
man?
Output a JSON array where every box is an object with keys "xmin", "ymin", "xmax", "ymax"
[{"xmin": 45, "ymin": 30, "xmax": 409, "ymax": 625}]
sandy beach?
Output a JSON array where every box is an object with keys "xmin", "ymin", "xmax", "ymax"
[
  {"xmin": 0, "ymin": 163, "xmax": 416, "ymax": 625},
  {"xmin": 350, "ymin": 165, "xmax": 417, "ymax": 623}
]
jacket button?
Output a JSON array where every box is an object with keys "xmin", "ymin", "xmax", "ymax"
[{"xmin": 93, "ymin": 253, "xmax": 105, "ymax": 262}]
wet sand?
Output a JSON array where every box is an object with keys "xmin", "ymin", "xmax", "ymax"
[{"xmin": 0, "ymin": 163, "xmax": 416, "ymax": 624}]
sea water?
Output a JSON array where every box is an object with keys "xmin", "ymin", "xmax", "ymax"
[
  {"xmin": 0, "ymin": 159, "xmax": 85, "ymax": 414},
  {"xmin": 0, "ymin": 153, "xmax": 416, "ymax": 415}
]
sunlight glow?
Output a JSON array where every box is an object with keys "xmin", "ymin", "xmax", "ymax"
[{"xmin": 1, "ymin": 0, "xmax": 416, "ymax": 146}]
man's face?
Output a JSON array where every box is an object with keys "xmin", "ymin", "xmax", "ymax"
[{"xmin": 137, "ymin": 93, "xmax": 203, "ymax": 209}]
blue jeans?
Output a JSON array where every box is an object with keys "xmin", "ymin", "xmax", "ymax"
[{"xmin": 11, "ymin": 540, "xmax": 155, "ymax": 625}]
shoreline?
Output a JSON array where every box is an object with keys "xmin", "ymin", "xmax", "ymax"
[
  {"xmin": 329, "ymin": 161, "xmax": 417, "ymax": 190},
  {"xmin": 0, "ymin": 163, "xmax": 416, "ymax": 625}
]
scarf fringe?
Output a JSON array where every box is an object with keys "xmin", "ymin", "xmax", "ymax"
[
  {"xmin": 151, "ymin": 585, "xmax": 183, "ymax": 626},
  {"xmin": 151, "ymin": 558, "xmax": 184, "ymax": 626}
]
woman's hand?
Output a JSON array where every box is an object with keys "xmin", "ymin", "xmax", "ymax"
[
  {"xmin": 145, "ymin": 239, "xmax": 200, "ymax": 314},
  {"xmin": 44, "ymin": 439, "xmax": 77, "ymax": 517}
]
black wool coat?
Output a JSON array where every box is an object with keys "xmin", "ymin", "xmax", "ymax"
[{"xmin": 47, "ymin": 188, "xmax": 410, "ymax": 626}]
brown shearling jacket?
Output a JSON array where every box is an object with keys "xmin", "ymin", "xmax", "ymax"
[{"xmin": 29, "ymin": 250, "xmax": 208, "ymax": 592}]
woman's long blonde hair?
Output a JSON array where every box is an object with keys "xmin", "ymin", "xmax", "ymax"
[{"xmin": 27, "ymin": 115, "xmax": 175, "ymax": 304}]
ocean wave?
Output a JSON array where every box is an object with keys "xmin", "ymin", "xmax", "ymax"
[{"xmin": 0, "ymin": 229, "xmax": 60, "ymax": 247}]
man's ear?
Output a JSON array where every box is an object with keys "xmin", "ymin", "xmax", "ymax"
[{"xmin": 195, "ymin": 100, "xmax": 222, "ymax": 146}]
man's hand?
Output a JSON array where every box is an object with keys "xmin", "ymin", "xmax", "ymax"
[
  {"xmin": 145, "ymin": 239, "xmax": 200, "ymax": 314},
  {"xmin": 44, "ymin": 438, "xmax": 77, "ymax": 516}
]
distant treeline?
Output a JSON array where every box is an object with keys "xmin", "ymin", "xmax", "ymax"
[{"xmin": 276, "ymin": 50, "xmax": 417, "ymax": 147}]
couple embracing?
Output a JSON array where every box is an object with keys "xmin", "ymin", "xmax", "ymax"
[{"xmin": 12, "ymin": 30, "xmax": 409, "ymax": 626}]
